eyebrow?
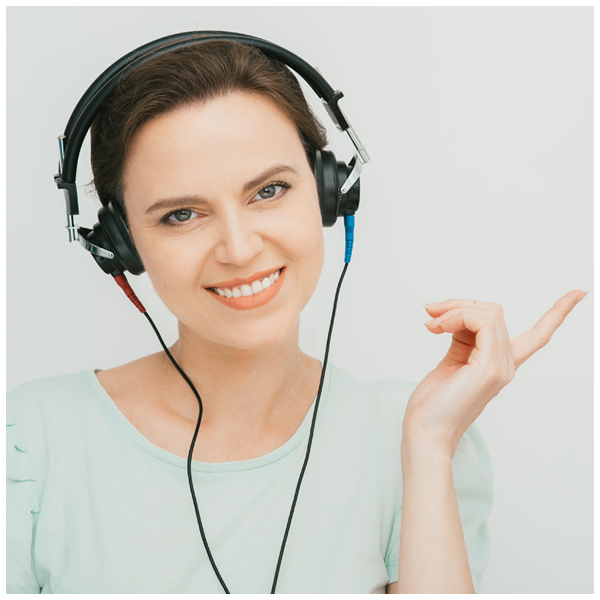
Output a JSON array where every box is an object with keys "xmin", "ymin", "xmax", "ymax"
[{"xmin": 145, "ymin": 164, "xmax": 299, "ymax": 215}]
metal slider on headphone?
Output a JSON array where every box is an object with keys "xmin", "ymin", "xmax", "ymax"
[
  {"xmin": 340, "ymin": 150, "xmax": 364, "ymax": 195},
  {"xmin": 321, "ymin": 93, "xmax": 370, "ymax": 195},
  {"xmin": 77, "ymin": 229, "xmax": 115, "ymax": 259},
  {"xmin": 56, "ymin": 135, "xmax": 114, "ymax": 259},
  {"xmin": 340, "ymin": 118, "xmax": 369, "ymax": 195},
  {"xmin": 56, "ymin": 136, "xmax": 80, "ymax": 243},
  {"xmin": 340, "ymin": 127, "xmax": 368, "ymax": 194}
]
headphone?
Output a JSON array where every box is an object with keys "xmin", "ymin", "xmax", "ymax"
[{"xmin": 54, "ymin": 31, "xmax": 370, "ymax": 277}]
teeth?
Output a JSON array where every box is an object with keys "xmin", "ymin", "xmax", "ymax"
[{"xmin": 213, "ymin": 269, "xmax": 281, "ymax": 299}]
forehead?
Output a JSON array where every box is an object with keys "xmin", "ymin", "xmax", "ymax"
[{"xmin": 123, "ymin": 92, "xmax": 307, "ymax": 202}]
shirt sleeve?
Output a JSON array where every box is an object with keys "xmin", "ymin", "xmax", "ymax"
[
  {"xmin": 384, "ymin": 422, "xmax": 493, "ymax": 593},
  {"xmin": 7, "ymin": 410, "xmax": 42, "ymax": 593}
]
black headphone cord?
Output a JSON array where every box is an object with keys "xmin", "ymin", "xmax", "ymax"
[
  {"xmin": 270, "ymin": 261, "xmax": 348, "ymax": 592},
  {"xmin": 113, "ymin": 260, "xmax": 349, "ymax": 593},
  {"xmin": 143, "ymin": 312, "xmax": 229, "ymax": 593}
]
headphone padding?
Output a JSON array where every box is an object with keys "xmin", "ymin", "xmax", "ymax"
[
  {"xmin": 97, "ymin": 202, "xmax": 145, "ymax": 275},
  {"xmin": 314, "ymin": 149, "xmax": 339, "ymax": 227}
]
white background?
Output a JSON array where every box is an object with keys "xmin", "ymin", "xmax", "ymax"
[{"xmin": 6, "ymin": 6, "xmax": 593, "ymax": 593}]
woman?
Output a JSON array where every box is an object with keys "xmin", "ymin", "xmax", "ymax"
[{"xmin": 7, "ymin": 35, "xmax": 586, "ymax": 594}]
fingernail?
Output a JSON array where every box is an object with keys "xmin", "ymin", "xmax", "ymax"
[
  {"xmin": 424, "ymin": 318, "xmax": 435, "ymax": 326},
  {"xmin": 577, "ymin": 291, "xmax": 588, "ymax": 302},
  {"xmin": 423, "ymin": 303, "xmax": 439, "ymax": 308}
]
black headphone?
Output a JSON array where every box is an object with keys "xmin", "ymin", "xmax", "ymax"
[{"xmin": 55, "ymin": 31, "xmax": 370, "ymax": 277}]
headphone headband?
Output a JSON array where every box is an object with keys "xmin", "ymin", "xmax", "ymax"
[{"xmin": 64, "ymin": 32, "xmax": 337, "ymax": 144}]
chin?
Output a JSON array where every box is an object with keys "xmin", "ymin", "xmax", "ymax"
[
  {"xmin": 213, "ymin": 314, "xmax": 301, "ymax": 352},
  {"xmin": 177, "ymin": 306, "xmax": 302, "ymax": 354}
]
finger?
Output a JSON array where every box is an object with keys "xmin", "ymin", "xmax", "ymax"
[
  {"xmin": 424, "ymin": 299, "xmax": 498, "ymax": 318},
  {"xmin": 511, "ymin": 289, "xmax": 586, "ymax": 369},
  {"xmin": 426, "ymin": 307, "xmax": 498, "ymax": 367},
  {"xmin": 494, "ymin": 307, "xmax": 515, "ymax": 379},
  {"xmin": 428, "ymin": 305, "xmax": 514, "ymax": 379}
]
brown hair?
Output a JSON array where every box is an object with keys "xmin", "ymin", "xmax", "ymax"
[{"xmin": 90, "ymin": 40, "xmax": 328, "ymax": 210}]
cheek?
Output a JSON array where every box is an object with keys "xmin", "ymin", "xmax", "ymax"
[
  {"xmin": 138, "ymin": 245, "xmax": 212, "ymax": 331},
  {"xmin": 287, "ymin": 207, "xmax": 325, "ymax": 294},
  {"xmin": 129, "ymin": 228, "xmax": 202, "ymax": 300}
]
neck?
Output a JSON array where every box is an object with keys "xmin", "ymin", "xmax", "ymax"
[{"xmin": 164, "ymin": 320, "xmax": 321, "ymax": 436}]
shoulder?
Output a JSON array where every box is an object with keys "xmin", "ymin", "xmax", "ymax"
[
  {"xmin": 8, "ymin": 370, "xmax": 98, "ymax": 413},
  {"xmin": 7, "ymin": 351, "xmax": 165, "ymax": 422},
  {"xmin": 326, "ymin": 364, "xmax": 417, "ymax": 418},
  {"xmin": 7, "ymin": 370, "xmax": 107, "ymax": 499},
  {"xmin": 7, "ymin": 370, "xmax": 105, "ymax": 443},
  {"xmin": 323, "ymin": 364, "xmax": 418, "ymax": 449}
]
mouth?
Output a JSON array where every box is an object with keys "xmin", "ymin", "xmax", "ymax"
[{"xmin": 205, "ymin": 267, "xmax": 286, "ymax": 310}]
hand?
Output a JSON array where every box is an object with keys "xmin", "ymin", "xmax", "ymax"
[{"xmin": 403, "ymin": 289, "xmax": 588, "ymax": 457}]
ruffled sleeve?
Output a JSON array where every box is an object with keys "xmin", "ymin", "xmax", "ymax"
[{"xmin": 7, "ymin": 410, "xmax": 42, "ymax": 593}]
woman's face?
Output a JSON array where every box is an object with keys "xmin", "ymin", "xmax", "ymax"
[{"xmin": 122, "ymin": 92, "xmax": 325, "ymax": 351}]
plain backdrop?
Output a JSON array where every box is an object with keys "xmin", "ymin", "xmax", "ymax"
[{"xmin": 6, "ymin": 6, "xmax": 593, "ymax": 594}]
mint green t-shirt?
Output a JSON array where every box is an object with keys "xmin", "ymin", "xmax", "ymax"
[{"xmin": 7, "ymin": 365, "xmax": 492, "ymax": 593}]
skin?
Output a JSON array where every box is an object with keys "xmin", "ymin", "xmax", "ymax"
[{"xmin": 94, "ymin": 90, "xmax": 587, "ymax": 593}]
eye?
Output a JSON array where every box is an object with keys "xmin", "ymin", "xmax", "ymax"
[
  {"xmin": 165, "ymin": 209, "xmax": 198, "ymax": 224},
  {"xmin": 252, "ymin": 183, "xmax": 289, "ymax": 201}
]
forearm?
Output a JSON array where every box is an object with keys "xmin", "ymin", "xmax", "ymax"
[{"xmin": 395, "ymin": 435, "xmax": 475, "ymax": 594}]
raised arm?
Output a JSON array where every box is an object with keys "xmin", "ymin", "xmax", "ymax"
[{"xmin": 386, "ymin": 290, "xmax": 586, "ymax": 593}]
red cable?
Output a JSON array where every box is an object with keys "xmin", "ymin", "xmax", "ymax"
[{"xmin": 113, "ymin": 273, "xmax": 146, "ymax": 313}]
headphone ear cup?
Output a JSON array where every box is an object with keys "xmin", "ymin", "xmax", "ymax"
[
  {"xmin": 97, "ymin": 201, "xmax": 145, "ymax": 275},
  {"xmin": 313, "ymin": 149, "xmax": 339, "ymax": 227}
]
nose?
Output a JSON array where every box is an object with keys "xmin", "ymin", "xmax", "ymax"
[{"xmin": 212, "ymin": 207, "xmax": 264, "ymax": 266}]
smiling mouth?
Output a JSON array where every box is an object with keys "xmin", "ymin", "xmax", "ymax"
[
  {"xmin": 206, "ymin": 267, "xmax": 286, "ymax": 310},
  {"xmin": 208, "ymin": 268, "xmax": 281, "ymax": 298}
]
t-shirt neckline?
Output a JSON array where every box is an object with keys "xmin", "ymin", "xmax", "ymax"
[{"xmin": 84, "ymin": 365, "xmax": 333, "ymax": 473}]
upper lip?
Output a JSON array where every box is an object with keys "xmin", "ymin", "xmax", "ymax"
[{"xmin": 205, "ymin": 266, "xmax": 284, "ymax": 289}]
